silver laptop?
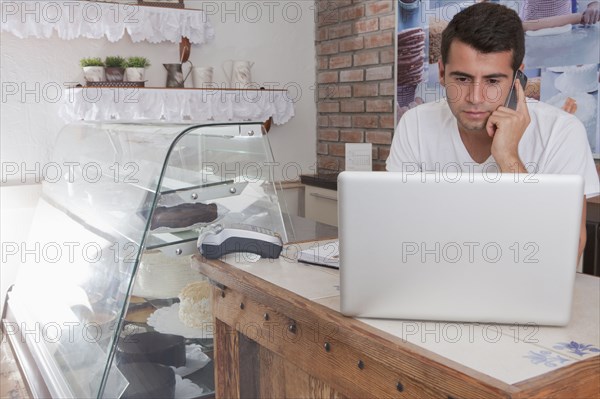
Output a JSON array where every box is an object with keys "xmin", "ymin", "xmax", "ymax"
[{"xmin": 338, "ymin": 171, "xmax": 584, "ymax": 326}]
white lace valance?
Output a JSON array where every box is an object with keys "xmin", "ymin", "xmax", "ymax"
[
  {"xmin": 59, "ymin": 88, "xmax": 296, "ymax": 125},
  {"xmin": 0, "ymin": 1, "xmax": 215, "ymax": 44}
]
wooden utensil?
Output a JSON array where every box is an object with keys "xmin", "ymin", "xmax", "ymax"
[{"xmin": 180, "ymin": 37, "xmax": 191, "ymax": 63}]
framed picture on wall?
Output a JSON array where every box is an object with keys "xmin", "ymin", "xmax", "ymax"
[
  {"xmin": 396, "ymin": 0, "xmax": 600, "ymax": 158},
  {"xmin": 137, "ymin": 0, "xmax": 184, "ymax": 8},
  {"xmin": 91, "ymin": 0, "xmax": 137, "ymax": 3}
]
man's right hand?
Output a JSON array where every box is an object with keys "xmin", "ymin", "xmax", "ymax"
[{"xmin": 486, "ymin": 79, "xmax": 531, "ymax": 173}]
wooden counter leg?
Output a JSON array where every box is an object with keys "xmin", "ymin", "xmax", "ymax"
[
  {"xmin": 214, "ymin": 317, "xmax": 262, "ymax": 399},
  {"xmin": 214, "ymin": 318, "xmax": 241, "ymax": 398}
]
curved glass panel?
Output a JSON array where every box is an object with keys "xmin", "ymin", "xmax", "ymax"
[
  {"xmin": 8, "ymin": 121, "xmax": 288, "ymax": 398},
  {"xmin": 149, "ymin": 123, "xmax": 289, "ymax": 252}
]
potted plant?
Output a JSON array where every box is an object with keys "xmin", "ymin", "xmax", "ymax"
[
  {"xmin": 104, "ymin": 56, "xmax": 127, "ymax": 82},
  {"xmin": 80, "ymin": 57, "xmax": 105, "ymax": 82},
  {"xmin": 124, "ymin": 56, "xmax": 151, "ymax": 82}
]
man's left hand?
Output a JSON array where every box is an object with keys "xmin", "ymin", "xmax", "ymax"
[{"xmin": 582, "ymin": 1, "xmax": 600, "ymax": 25}]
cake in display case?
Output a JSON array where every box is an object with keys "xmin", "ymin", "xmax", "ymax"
[{"xmin": 1, "ymin": 122, "xmax": 290, "ymax": 398}]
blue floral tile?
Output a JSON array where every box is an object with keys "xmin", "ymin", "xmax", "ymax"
[
  {"xmin": 553, "ymin": 341, "xmax": 600, "ymax": 357},
  {"xmin": 524, "ymin": 350, "xmax": 572, "ymax": 367}
]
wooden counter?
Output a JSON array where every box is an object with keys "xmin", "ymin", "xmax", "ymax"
[
  {"xmin": 192, "ymin": 243, "xmax": 600, "ymax": 399},
  {"xmin": 584, "ymin": 198, "xmax": 600, "ymax": 275}
]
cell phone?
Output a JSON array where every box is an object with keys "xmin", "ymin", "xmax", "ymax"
[{"xmin": 504, "ymin": 69, "xmax": 528, "ymax": 110}]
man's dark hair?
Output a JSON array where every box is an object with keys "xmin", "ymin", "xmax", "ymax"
[{"xmin": 441, "ymin": 3, "xmax": 525, "ymax": 72}]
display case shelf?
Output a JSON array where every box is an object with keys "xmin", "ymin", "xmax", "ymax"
[{"xmin": 2, "ymin": 121, "xmax": 291, "ymax": 398}]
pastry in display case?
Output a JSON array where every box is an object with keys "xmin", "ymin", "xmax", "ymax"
[{"xmin": 1, "ymin": 121, "xmax": 291, "ymax": 398}]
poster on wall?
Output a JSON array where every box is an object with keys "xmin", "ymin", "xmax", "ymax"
[{"xmin": 396, "ymin": 0, "xmax": 600, "ymax": 157}]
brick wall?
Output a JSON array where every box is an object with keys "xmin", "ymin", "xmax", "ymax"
[{"xmin": 316, "ymin": 0, "xmax": 396, "ymax": 173}]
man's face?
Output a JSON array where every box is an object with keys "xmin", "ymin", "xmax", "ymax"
[{"xmin": 438, "ymin": 40, "xmax": 519, "ymax": 135}]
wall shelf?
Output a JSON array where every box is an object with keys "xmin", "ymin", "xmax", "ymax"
[
  {"xmin": 59, "ymin": 87, "xmax": 295, "ymax": 124},
  {"xmin": 0, "ymin": 0, "xmax": 214, "ymax": 44}
]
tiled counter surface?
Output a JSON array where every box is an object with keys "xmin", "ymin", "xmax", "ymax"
[
  {"xmin": 194, "ymin": 240, "xmax": 600, "ymax": 398},
  {"xmin": 355, "ymin": 274, "xmax": 600, "ymax": 385}
]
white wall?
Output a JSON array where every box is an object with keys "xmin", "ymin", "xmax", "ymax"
[
  {"xmin": 0, "ymin": 0, "xmax": 316, "ymax": 311},
  {"xmin": 187, "ymin": 0, "xmax": 318, "ymax": 182},
  {"xmin": 1, "ymin": 0, "xmax": 317, "ymax": 183}
]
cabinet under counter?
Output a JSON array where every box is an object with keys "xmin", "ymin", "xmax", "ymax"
[{"xmin": 301, "ymin": 174, "xmax": 339, "ymax": 227}]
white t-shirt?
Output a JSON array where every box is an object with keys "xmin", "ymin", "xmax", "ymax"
[{"xmin": 386, "ymin": 99, "xmax": 600, "ymax": 197}]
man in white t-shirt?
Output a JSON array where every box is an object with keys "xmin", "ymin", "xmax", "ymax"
[{"xmin": 387, "ymin": 2, "xmax": 599, "ymax": 261}]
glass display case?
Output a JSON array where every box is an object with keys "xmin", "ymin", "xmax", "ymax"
[{"xmin": 2, "ymin": 121, "xmax": 291, "ymax": 398}]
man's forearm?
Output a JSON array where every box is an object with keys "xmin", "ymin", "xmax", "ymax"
[{"xmin": 497, "ymin": 157, "xmax": 527, "ymax": 174}]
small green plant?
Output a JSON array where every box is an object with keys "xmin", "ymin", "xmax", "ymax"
[
  {"xmin": 125, "ymin": 56, "xmax": 151, "ymax": 68},
  {"xmin": 80, "ymin": 57, "xmax": 104, "ymax": 67},
  {"xmin": 104, "ymin": 56, "xmax": 126, "ymax": 68}
]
